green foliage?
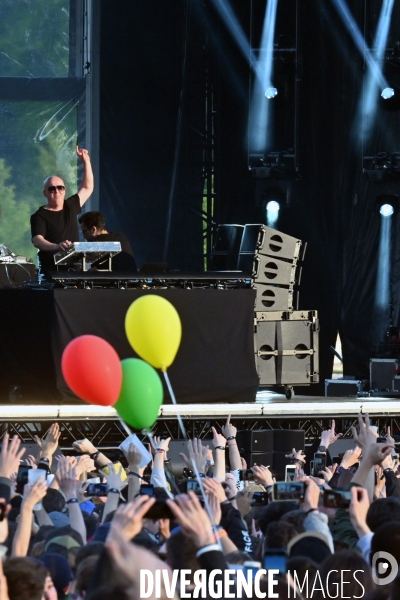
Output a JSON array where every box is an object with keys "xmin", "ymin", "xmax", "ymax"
[
  {"xmin": 0, "ymin": 99, "xmax": 78, "ymax": 264},
  {"xmin": 0, "ymin": 0, "xmax": 70, "ymax": 77},
  {"xmin": 0, "ymin": 160, "xmax": 36, "ymax": 260}
]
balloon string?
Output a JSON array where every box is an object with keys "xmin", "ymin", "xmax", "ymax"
[
  {"xmin": 162, "ymin": 370, "xmax": 222, "ymax": 550},
  {"xmin": 163, "ymin": 371, "xmax": 187, "ymax": 439}
]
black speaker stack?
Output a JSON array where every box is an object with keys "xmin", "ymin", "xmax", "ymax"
[{"xmin": 236, "ymin": 429, "xmax": 305, "ymax": 480}]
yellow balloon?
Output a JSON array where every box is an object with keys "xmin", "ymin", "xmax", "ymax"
[{"xmin": 125, "ymin": 295, "xmax": 182, "ymax": 371}]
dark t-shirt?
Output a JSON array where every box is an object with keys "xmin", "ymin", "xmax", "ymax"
[
  {"xmin": 30, "ymin": 194, "xmax": 81, "ymax": 276},
  {"xmin": 93, "ymin": 232, "xmax": 137, "ymax": 272}
]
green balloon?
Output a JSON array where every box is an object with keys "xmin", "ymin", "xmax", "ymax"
[{"xmin": 115, "ymin": 358, "xmax": 163, "ymax": 429}]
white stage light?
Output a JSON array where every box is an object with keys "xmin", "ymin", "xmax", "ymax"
[
  {"xmin": 380, "ymin": 203, "xmax": 394, "ymax": 216},
  {"xmin": 381, "ymin": 87, "xmax": 395, "ymax": 100},
  {"xmin": 265, "ymin": 87, "xmax": 278, "ymax": 99}
]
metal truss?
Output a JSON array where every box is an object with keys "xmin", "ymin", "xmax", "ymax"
[{"xmin": 0, "ymin": 415, "xmax": 399, "ymax": 450}]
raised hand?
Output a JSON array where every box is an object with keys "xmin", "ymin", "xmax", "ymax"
[
  {"xmin": 72, "ymin": 438, "xmax": 97, "ymax": 455},
  {"xmin": 351, "ymin": 414, "xmax": 379, "ymax": 450},
  {"xmin": 285, "ymin": 448, "xmax": 306, "ymax": 463},
  {"xmin": 76, "ymin": 147, "xmax": 91, "ymax": 163},
  {"xmin": 23, "ymin": 479, "xmax": 47, "ymax": 511},
  {"xmin": 386, "ymin": 426, "xmax": 396, "ymax": 448},
  {"xmin": 202, "ymin": 478, "xmax": 227, "ymax": 504},
  {"xmin": 320, "ymin": 420, "xmax": 343, "ymax": 448},
  {"xmin": 34, "ymin": 423, "xmax": 61, "ymax": 460},
  {"xmin": 99, "ymin": 462, "xmax": 126, "ymax": 491},
  {"xmin": 123, "ymin": 443, "xmax": 142, "ymax": 471},
  {"xmin": 153, "ymin": 436, "xmax": 170, "ymax": 454},
  {"xmin": 221, "ymin": 415, "xmax": 237, "ymax": 440},
  {"xmin": 236, "ymin": 490, "xmax": 254, "ymax": 519},
  {"xmin": 0, "ymin": 434, "xmax": 25, "ymax": 479},
  {"xmin": 166, "ymin": 493, "xmax": 215, "ymax": 548},
  {"xmin": 302, "ymin": 478, "xmax": 320, "ymax": 512},
  {"xmin": 179, "ymin": 438, "xmax": 209, "ymax": 475},
  {"xmin": 107, "ymin": 496, "xmax": 156, "ymax": 542},
  {"xmin": 55, "ymin": 462, "xmax": 78, "ymax": 501},
  {"xmin": 340, "ymin": 446, "xmax": 362, "ymax": 469},
  {"xmin": 75, "ymin": 455, "xmax": 95, "ymax": 477},
  {"xmin": 251, "ymin": 465, "xmax": 274, "ymax": 487},
  {"xmin": 206, "ymin": 488, "xmax": 222, "ymax": 526},
  {"xmin": 349, "ymin": 487, "xmax": 370, "ymax": 537},
  {"xmin": 211, "ymin": 427, "xmax": 227, "ymax": 449}
]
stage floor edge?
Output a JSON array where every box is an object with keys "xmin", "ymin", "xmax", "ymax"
[{"xmin": 1, "ymin": 392, "xmax": 400, "ymax": 420}]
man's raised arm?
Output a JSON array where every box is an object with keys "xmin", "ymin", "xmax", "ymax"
[{"xmin": 76, "ymin": 146, "xmax": 94, "ymax": 206}]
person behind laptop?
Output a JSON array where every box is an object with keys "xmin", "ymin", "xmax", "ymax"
[{"xmin": 78, "ymin": 211, "xmax": 137, "ymax": 272}]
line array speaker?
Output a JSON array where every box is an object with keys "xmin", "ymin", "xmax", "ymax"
[{"xmin": 255, "ymin": 311, "xmax": 319, "ymax": 386}]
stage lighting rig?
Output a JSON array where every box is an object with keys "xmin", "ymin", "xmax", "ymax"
[
  {"xmin": 248, "ymin": 150, "xmax": 296, "ymax": 179},
  {"xmin": 363, "ymin": 152, "xmax": 400, "ymax": 181}
]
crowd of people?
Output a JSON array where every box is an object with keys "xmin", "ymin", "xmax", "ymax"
[{"xmin": 0, "ymin": 414, "xmax": 398, "ymax": 599}]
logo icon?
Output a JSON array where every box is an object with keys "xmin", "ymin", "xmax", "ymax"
[{"xmin": 372, "ymin": 551, "xmax": 398, "ymax": 585}]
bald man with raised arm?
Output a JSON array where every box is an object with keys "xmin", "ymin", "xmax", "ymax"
[{"xmin": 30, "ymin": 146, "xmax": 94, "ymax": 280}]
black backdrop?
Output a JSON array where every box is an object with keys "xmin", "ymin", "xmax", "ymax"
[{"xmin": 99, "ymin": 0, "xmax": 400, "ymax": 394}]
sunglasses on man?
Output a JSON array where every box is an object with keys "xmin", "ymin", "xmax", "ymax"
[{"xmin": 47, "ymin": 185, "xmax": 65, "ymax": 192}]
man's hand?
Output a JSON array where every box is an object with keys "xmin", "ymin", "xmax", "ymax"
[
  {"xmin": 202, "ymin": 478, "xmax": 227, "ymax": 503},
  {"xmin": 153, "ymin": 436, "xmax": 170, "ymax": 454},
  {"xmin": 123, "ymin": 443, "xmax": 142, "ymax": 471},
  {"xmin": 76, "ymin": 147, "xmax": 91, "ymax": 163},
  {"xmin": 107, "ymin": 496, "xmax": 156, "ymax": 542},
  {"xmin": 57, "ymin": 240, "xmax": 72, "ymax": 252},
  {"xmin": 221, "ymin": 415, "xmax": 237, "ymax": 441},
  {"xmin": 77, "ymin": 481, "xmax": 93, "ymax": 504},
  {"xmin": 351, "ymin": 413, "xmax": 378, "ymax": 450},
  {"xmin": 100, "ymin": 462, "xmax": 126, "ymax": 491},
  {"xmin": 302, "ymin": 478, "xmax": 320, "ymax": 512},
  {"xmin": 251, "ymin": 465, "xmax": 273, "ymax": 487},
  {"xmin": 349, "ymin": 487, "xmax": 370, "ymax": 538},
  {"xmin": 179, "ymin": 438, "xmax": 209, "ymax": 474},
  {"xmin": 236, "ymin": 490, "xmax": 254, "ymax": 519},
  {"xmin": 72, "ymin": 438, "xmax": 97, "ymax": 455},
  {"xmin": 75, "ymin": 455, "xmax": 95, "ymax": 477},
  {"xmin": 320, "ymin": 467, "xmax": 334, "ymax": 483},
  {"xmin": 361, "ymin": 442, "xmax": 393, "ymax": 467},
  {"xmin": 211, "ymin": 427, "xmax": 227, "ymax": 449},
  {"xmin": 386, "ymin": 425, "xmax": 396, "ymax": 448},
  {"xmin": 0, "ymin": 434, "xmax": 25, "ymax": 479},
  {"xmin": 285, "ymin": 448, "xmax": 306, "ymax": 463},
  {"xmin": 340, "ymin": 446, "xmax": 362, "ymax": 469},
  {"xmin": 55, "ymin": 463, "xmax": 78, "ymax": 501},
  {"xmin": 34, "ymin": 423, "xmax": 61, "ymax": 460},
  {"xmin": 206, "ymin": 488, "xmax": 222, "ymax": 526},
  {"xmin": 166, "ymin": 493, "xmax": 215, "ymax": 548},
  {"xmin": 23, "ymin": 479, "xmax": 47, "ymax": 511},
  {"xmin": 320, "ymin": 420, "xmax": 343, "ymax": 448}
]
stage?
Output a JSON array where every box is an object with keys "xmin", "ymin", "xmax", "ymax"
[
  {"xmin": 0, "ymin": 287, "xmax": 259, "ymax": 405},
  {"xmin": 1, "ymin": 393, "xmax": 399, "ymax": 449}
]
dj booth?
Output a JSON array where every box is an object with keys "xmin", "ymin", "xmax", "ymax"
[{"xmin": 0, "ymin": 286, "xmax": 259, "ymax": 404}]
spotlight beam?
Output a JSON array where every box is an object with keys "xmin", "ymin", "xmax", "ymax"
[
  {"xmin": 355, "ymin": 0, "xmax": 395, "ymax": 142},
  {"xmin": 331, "ymin": 0, "xmax": 388, "ymax": 89},
  {"xmin": 375, "ymin": 212, "xmax": 392, "ymax": 309},
  {"xmin": 248, "ymin": 0, "xmax": 279, "ymax": 152},
  {"xmin": 209, "ymin": 0, "xmax": 259, "ymax": 74}
]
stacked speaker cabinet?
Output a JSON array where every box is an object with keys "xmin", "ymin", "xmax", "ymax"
[
  {"xmin": 236, "ymin": 429, "xmax": 305, "ymax": 479},
  {"xmin": 238, "ymin": 224, "xmax": 319, "ymax": 397},
  {"xmin": 255, "ymin": 310, "xmax": 319, "ymax": 389}
]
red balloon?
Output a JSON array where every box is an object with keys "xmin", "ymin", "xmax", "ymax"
[{"xmin": 61, "ymin": 335, "xmax": 122, "ymax": 406}]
